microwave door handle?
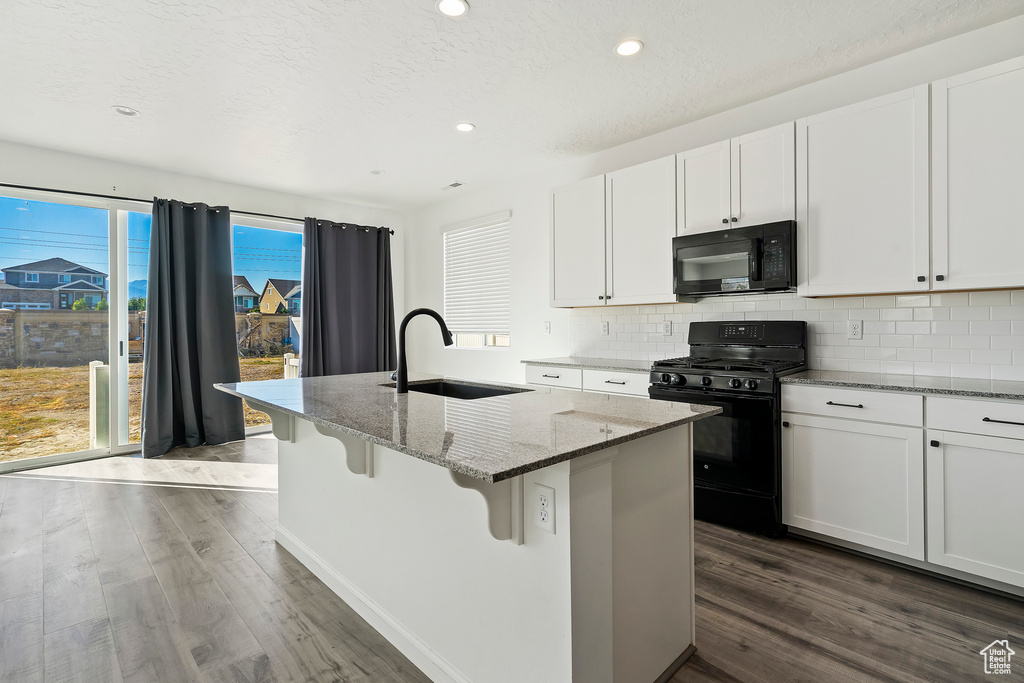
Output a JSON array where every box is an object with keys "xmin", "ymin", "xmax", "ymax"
[{"xmin": 750, "ymin": 238, "xmax": 763, "ymax": 282}]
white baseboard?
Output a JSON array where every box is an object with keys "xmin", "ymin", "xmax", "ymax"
[{"xmin": 275, "ymin": 526, "xmax": 471, "ymax": 683}]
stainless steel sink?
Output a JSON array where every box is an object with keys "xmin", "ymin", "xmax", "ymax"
[{"xmin": 389, "ymin": 380, "xmax": 532, "ymax": 400}]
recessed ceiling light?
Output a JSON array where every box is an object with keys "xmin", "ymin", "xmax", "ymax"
[
  {"xmin": 370, "ymin": 169, "xmax": 386, "ymax": 175},
  {"xmin": 435, "ymin": 0, "xmax": 468, "ymax": 17},
  {"xmin": 614, "ymin": 39, "xmax": 644, "ymax": 57},
  {"xmin": 112, "ymin": 105, "xmax": 140, "ymax": 117},
  {"xmin": 455, "ymin": 122, "xmax": 475, "ymax": 132}
]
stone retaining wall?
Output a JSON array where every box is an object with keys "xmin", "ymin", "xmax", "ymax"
[{"xmin": 0, "ymin": 309, "xmax": 109, "ymax": 368}]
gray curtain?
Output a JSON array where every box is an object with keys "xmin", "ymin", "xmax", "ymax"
[
  {"xmin": 300, "ymin": 218, "xmax": 397, "ymax": 377},
  {"xmin": 141, "ymin": 198, "xmax": 245, "ymax": 457}
]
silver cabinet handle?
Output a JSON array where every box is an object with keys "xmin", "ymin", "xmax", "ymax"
[
  {"xmin": 605, "ymin": 380, "xmax": 626, "ymax": 385},
  {"xmin": 542, "ymin": 374, "xmax": 560, "ymax": 379},
  {"xmin": 826, "ymin": 401, "xmax": 864, "ymax": 409},
  {"xmin": 983, "ymin": 417, "xmax": 1024, "ymax": 427}
]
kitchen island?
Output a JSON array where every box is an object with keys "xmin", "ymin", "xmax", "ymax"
[{"xmin": 216, "ymin": 372, "xmax": 720, "ymax": 683}]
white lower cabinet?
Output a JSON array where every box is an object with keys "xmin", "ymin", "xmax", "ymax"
[
  {"xmin": 782, "ymin": 412, "xmax": 925, "ymax": 560},
  {"xmin": 525, "ymin": 364, "xmax": 650, "ymax": 399},
  {"xmin": 926, "ymin": 429, "xmax": 1024, "ymax": 588}
]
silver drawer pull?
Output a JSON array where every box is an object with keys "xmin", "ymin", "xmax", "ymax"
[
  {"xmin": 605, "ymin": 380, "xmax": 627, "ymax": 385},
  {"xmin": 826, "ymin": 401, "xmax": 864, "ymax": 409},
  {"xmin": 542, "ymin": 374, "xmax": 560, "ymax": 379},
  {"xmin": 983, "ymin": 417, "xmax": 1024, "ymax": 427}
]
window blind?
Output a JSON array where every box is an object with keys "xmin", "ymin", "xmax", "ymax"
[{"xmin": 443, "ymin": 213, "xmax": 511, "ymax": 335}]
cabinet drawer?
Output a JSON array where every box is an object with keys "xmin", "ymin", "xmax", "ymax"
[
  {"xmin": 782, "ymin": 384, "xmax": 922, "ymax": 426},
  {"xmin": 525, "ymin": 365, "xmax": 582, "ymax": 389},
  {"xmin": 927, "ymin": 396, "xmax": 1024, "ymax": 439},
  {"xmin": 582, "ymin": 369, "xmax": 650, "ymax": 397}
]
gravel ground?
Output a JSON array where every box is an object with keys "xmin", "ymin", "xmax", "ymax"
[{"xmin": 2, "ymin": 357, "xmax": 285, "ymax": 463}]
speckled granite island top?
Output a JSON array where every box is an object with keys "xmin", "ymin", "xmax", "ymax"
[
  {"xmin": 783, "ymin": 370, "xmax": 1024, "ymax": 402},
  {"xmin": 522, "ymin": 356, "xmax": 655, "ymax": 373},
  {"xmin": 216, "ymin": 371, "xmax": 720, "ymax": 483}
]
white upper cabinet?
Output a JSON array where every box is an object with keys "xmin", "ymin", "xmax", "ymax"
[
  {"xmin": 730, "ymin": 123, "xmax": 796, "ymax": 227},
  {"xmin": 796, "ymin": 86, "xmax": 929, "ymax": 297},
  {"xmin": 932, "ymin": 56, "xmax": 1024, "ymax": 291},
  {"xmin": 550, "ymin": 175, "xmax": 606, "ymax": 307},
  {"xmin": 676, "ymin": 140, "xmax": 730, "ymax": 235},
  {"xmin": 677, "ymin": 123, "xmax": 795, "ymax": 236},
  {"xmin": 606, "ymin": 156, "xmax": 677, "ymax": 305}
]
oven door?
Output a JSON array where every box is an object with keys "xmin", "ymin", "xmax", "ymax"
[
  {"xmin": 652, "ymin": 388, "xmax": 778, "ymax": 495},
  {"xmin": 674, "ymin": 238, "xmax": 763, "ymax": 297}
]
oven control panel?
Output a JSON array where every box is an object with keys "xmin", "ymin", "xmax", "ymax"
[
  {"xmin": 719, "ymin": 324, "xmax": 764, "ymax": 340},
  {"xmin": 649, "ymin": 371, "xmax": 774, "ymax": 395}
]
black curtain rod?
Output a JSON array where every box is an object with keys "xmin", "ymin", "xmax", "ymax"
[{"xmin": 0, "ymin": 181, "xmax": 395, "ymax": 234}]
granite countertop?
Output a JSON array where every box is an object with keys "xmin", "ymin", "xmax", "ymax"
[
  {"xmin": 522, "ymin": 356, "xmax": 654, "ymax": 373},
  {"xmin": 216, "ymin": 372, "xmax": 720, "ymax": 483},
  {"xmin": 782, "ymin": 370, "xmax": 1024, "ymax": 402}
]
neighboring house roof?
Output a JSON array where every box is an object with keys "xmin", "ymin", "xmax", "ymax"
[
  {"xmin": 263, "ymin": 278, "xmax": 301, "ymax": 300},
  {"xmin": 233, "ymin": 275, "xmax": 257, "ymax": 295},
  {"xmin": 1, "ymin": 257, "xmax": 106, "ymax": 277},
  {"xmin": 54, "ymin": 280, "xmax": 107, "ymax": 291}
]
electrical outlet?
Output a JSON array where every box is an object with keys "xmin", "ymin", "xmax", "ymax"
[
  {"xmin": 543, "ymin": 321, "xmax": 551, "ymax": 334},
  {"xmin": 662, "ymin": 320, "xmax": 673, "ymax": 335},
  {"xmin": 601, "ymin": 321, "xmax": 609, "ymax": 336},
  {"xmin": 534, "ymin": 483, "xmax": 555, "ymax": 534},
  {"xmin": 848, "ymin": 320, "xmax": 863, "ymax": 340}
]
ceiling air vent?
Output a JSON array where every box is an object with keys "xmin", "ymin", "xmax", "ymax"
[{"xmin": 442, "ymin": 182, "xmax": 465, "ymax": 191}]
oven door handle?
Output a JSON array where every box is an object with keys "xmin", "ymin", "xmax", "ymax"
[{"xmin": 749, "ymin": 238, "xmax": 763, "ymax": 283}]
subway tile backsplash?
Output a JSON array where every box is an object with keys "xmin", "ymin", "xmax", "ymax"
[{"xmin": 568, "ymin": 291, "xmax": 1024, "ymax": 381}]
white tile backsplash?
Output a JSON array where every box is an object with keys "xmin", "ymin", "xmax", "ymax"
[{"xmin": 568, "ymin": 290, "xmax": 1024, "ymax": 379}]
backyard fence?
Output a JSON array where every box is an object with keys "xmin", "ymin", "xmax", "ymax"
[{"xmin": 0, "ymin": 309, "xmax": 109, "ymax": 368}]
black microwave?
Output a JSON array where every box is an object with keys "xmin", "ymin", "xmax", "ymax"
[{"xmin": 673, "ymin": 221, "xmax": 796, "ymax": 300}]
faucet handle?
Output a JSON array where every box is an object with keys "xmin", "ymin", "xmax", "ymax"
[{"xmin": 390, "ymin": 371, "xmax": 398, "ymax": 381}]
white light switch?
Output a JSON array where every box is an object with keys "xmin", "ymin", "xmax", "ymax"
[
  {"xmin": 543, "ymin": 321, "xmax": 551, "ymax": 334},
  {"xmin": 534, "ymin": 483, "xmax": 556, "ymax": 534}
]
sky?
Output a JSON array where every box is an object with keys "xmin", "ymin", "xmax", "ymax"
[{"xmin": 0, "ymin": 195, "xmax": 301, "ymax": 298}]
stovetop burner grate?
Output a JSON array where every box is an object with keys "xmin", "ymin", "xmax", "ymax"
[{"xmin": 653, "ymin": 356, "xmax": 805, "ymax": 374}]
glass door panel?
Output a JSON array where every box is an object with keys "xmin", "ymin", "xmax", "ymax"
[
  {"xmin": 0, "ymin": 195, "xmax": 110, "ymax": 466},
  {"xmin": 232, "ymin": 222, "xmax": 302, "ymax": 429}
]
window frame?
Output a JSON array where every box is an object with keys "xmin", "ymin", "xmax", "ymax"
[{"xmin": 25, "ymin": 272, "xmax": 39, "ymax": 282}]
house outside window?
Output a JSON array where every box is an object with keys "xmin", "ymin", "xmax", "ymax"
[
  {"xmin": 443, "ymin": 211, "xmax": 511, "ymax": 349},
  {"xmin": 25, "ymin": 272, "xmax": 39, "ymax": 282},
  {"xmin": 58, "ymin": 274, "xmax": 71, "ymax": 284}
]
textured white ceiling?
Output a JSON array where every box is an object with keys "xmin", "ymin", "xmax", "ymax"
[{"xmin": 1, "ymin": 0, "xmax": 1022, "ymax": 209}]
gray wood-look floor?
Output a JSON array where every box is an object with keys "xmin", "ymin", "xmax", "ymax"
[
  {"xmin": 0, "ymin": 438, "xmax": 430, "ymax": 683},
  {"xmin": 2, "ymin": 437, "xmax": 1022, "ymax": 682}
]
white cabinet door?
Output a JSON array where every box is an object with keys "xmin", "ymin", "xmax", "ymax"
[
  {"xmin": 551, "ymin": 176, "xmax": 607, "ymax": 307},
  {"xmin": 676, "ymin": 141, "xmax": 731, "ymax": 235},
  {"xmin": 606, "ymin": 156, "xmax": 677, "ymax": 305},
  {"xmin": 796, "ymin": 86, "xmax": 929, "ymax": 297},
  {"xmin": 926, "ymin": 430, "xmax": 1024, "ymax": 588},
  {"xmin": 782, "ymin": 413, "xmax": 925, "ymax": 560},
  {"xmin": 731, "ymin": 122, "xmax": 795, "ymax": 227},
  {"xmin": 932, "ymin": 56, "xmax": 1024, "ymax": 291}
]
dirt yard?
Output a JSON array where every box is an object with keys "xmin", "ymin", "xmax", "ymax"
[{"xmin": 1, "ymin": 358, "xmax": 286, "ymax": 463}]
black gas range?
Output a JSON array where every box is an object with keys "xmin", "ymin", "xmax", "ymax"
[{"xmin": 649, "ymin": 321, "xmax": 807, "ymax": 535}]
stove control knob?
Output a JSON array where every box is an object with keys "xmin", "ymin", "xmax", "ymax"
[
  {"xmin": 728, "ymin": 378, "xmax": 742, "ymax": 389},
  {"xmin": 745, "ymin": 379, "xmax": 759, "ymax": 390},
  {"xmin": 672, "ymin": 374, "xmax": 685, "ymax": 386},
  {"xmin": 700, "ymin": 376, "xmax": 713, "ymax": 386},
  {"xmin": 660, "ymin": 373, "xmax": 684, "ymax": 386}
]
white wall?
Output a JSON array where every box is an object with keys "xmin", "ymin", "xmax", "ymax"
[
  {"xmin": 403, "ymin": 15, "xmax": 1024, "ymax": 383},
  {"xmin": 0, "ymin": 138, "xmax": 406, "ymax": 316}
]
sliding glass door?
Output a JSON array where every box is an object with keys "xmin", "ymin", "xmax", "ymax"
[
  {"xmin": 0, "ymin": 188, "xmax": 305, "ymax": 470},
  {"xmin": 0, "ymin": 192, "xmax": 113, "ymax": 468}
]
